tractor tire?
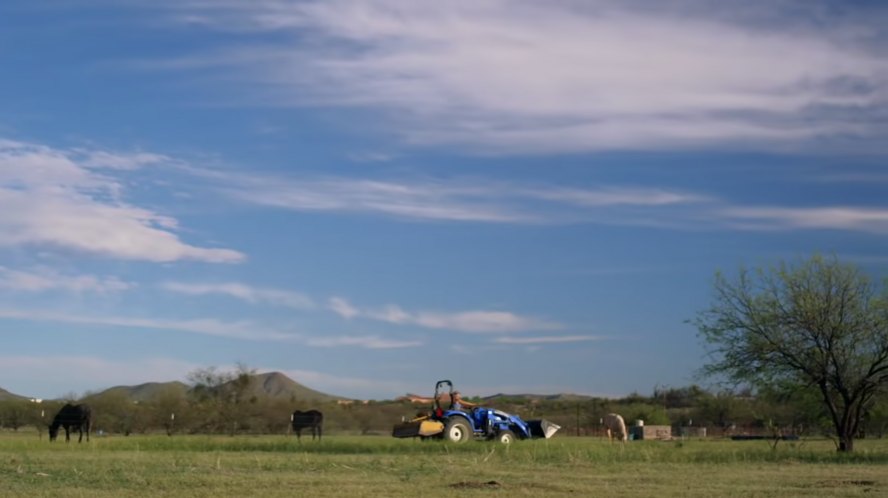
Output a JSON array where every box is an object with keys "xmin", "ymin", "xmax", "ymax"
[
  {"xmin": 443, "ymin": 418, "xmax": 471, "ymax": 443},
  {"xmin": 495, "ymin": 429, "xmax": 516, "ymax": 444}
]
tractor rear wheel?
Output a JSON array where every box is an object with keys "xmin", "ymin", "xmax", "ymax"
[
  {"xmin": 495, "ymin": 429, "xmax": 516, "ymax": 444},
  {"xmin": 443, "ymin": 418, "xmax": 471, "ymax": 443}
]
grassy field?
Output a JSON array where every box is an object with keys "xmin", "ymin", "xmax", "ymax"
[{"xmin": 1, "ymin": 432, "xmax": 887, "ymax": 497}]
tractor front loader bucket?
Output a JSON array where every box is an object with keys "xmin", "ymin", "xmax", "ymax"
[
  {"xmin": 392, "ymin": 417, "xmax": 444, "ymax": 438},
  {"xmin": 528, "ymin": 419, "xmax": 561, "ymax": 439}
]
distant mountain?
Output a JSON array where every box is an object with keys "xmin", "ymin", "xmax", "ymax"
[
  {"xmin": 9, "ymin": 374, "xmax": 590, "ymax": 405},
  {"xmin": 0, "ymin": 386, "xmax": 28, "ymax": 401},
  {"xmin": 87, "ymin": 372, "xmax": 343, "ymax": 404},
  {"xmin": 91, "ymin": 381, "xmax": 189, "ymax": 402},
  {"xmin": 246, "ymin": 372, "xmax": 344, "ymax": 403}
]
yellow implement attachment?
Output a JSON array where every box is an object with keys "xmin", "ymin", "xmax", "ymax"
[{"xmin": 392, "ymin": 416, "xmax": 444, "ymax": 438}]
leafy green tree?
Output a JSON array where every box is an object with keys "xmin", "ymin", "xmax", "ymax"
[
  {"xmin": 145, "ymin": 384, "xmax": 189, "ymax": 435},
  {"xmin": 0, "ymin": 400, "xmax": 32, "ymax": 431},
  {"xmin": 863, "ymin": 392, "xmax": 888, "ymax": 438},
  {"xmin": 654, "ymin": 385, "xmax": 710, "ymax": 409},
  {"xmin": 88, "ymin": 390, "xmax": 146, "ymax": 435},
  {"xmin": 692, "ymin": 389, "xmax": 754, "ymax": 433},
  {"xmin": 617, "ymin": 402, "xmax": 670, "ymax": 426},
  {"xmin": 695, "ymin": 255, "xmax": 888, "ymax": 452},
  {"xmin": 187, "ymin": 364, "xmax": 256, "ymax": 434}
]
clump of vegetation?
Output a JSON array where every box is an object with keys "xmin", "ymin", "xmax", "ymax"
[{"xmin": 695, "ymin": 255, "xmax": 888, "ymax": 452}]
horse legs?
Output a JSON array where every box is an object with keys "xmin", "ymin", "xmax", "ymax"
[{"xmin": 64, "ymin": 426, "xmax": 71, "ymax": 443}]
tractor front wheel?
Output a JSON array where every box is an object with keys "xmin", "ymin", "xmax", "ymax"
[
  {"xmin": 443, "ymin": 418, "xmax": 471, "ymax": 443},
  {"xmin": 495, "ymin": 429, "xmax": 516, "ymax": 444}
]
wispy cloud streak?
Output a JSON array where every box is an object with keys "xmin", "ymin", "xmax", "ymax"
[
  {"xmin": 328, "ymin": 297, "xmax": 560, "ymax": 333},
  {"xmin": 191, "ymin": 164, "xmax": 888, "ymax": 233},
  {"xmin": 213, "ymin": 170, "xmax": 705, "ymax": 225},
  {"xmin": 0, "ymin": 308, "xmax": 294, "ymax": 342},
  {"xmin": 494, "ymin": 335, "xmax": 605, "ymax": 345},
  {"xmin": 0, "ymin": 307, "xmax": 422, "ymax": 350},
  {"xmin": 161, "ymin": 281, "xmax": 315, "ymax": 309},
  {"xmin": 719, "ymin": 206, "xmax": 888, "ymax": 233},
  {"xmin": 306, "ymin": 335, "xmax": 422, "ymax": 349},
  {"xmin": 156, "ymin": 0, "xmax": 888, "ymax": 153},
  {"xmin": 0, "ymin": 266, "xmax": 132, "ymax": 293}
]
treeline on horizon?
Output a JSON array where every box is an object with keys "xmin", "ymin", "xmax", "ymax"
[{"xmin": 2, "ymin": 384, "xmax": 887, "ymax": 439}]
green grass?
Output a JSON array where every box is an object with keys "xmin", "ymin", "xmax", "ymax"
[{"xmin": 2, "ymin": 433, "xmax": 887, "ymax": 497}]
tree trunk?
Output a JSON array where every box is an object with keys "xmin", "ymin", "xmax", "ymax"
[{"xmin": 838, "ymin": 432, "xmax": 854, "ymax": 452}]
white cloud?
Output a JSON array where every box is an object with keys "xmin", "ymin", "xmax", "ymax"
[
  {"xmin": 328, "ymin": 296, "xmax": 360, "ymax": 319},
  {"xmin": 367, "ymin": 304, "xmax": 411, "ymax": 324},
  {"xmin": 136, "ymin": 160, "xmax": 888, "ymax": 235},
  {"xmin": 159, "ymin": 0, "xmax": 888, "ymax": 153},
  {"xmin": 524, "ymin": 187, "xmax": 708, "ymax": 207},
  {"xmin": 0, "ymin": 139, "xmax": 244, "ymax": 263},
  {"xmin": 216, "ymin": 171, "xmax": 704, "ymax": 224},
  {"xmin": 74, "ymin": 149, "xmax": 171, "ymax": 170},
  {"xmin": 225, "ymin": 176, "xmax": 537, "ymax": 223},
  {"xmin": 305, "ymin": 335, "xmax": 422, "ymax": 349},
  {"xmin": 410, "ymin": 310, "xmax": 559, "ymax": 333},
  {"xmin": 0, "ymin": 307, "xmax": 422, "ymax": 349},
  {"xmin": 162, "ymin": 281, "xmax": 315, "ymax": 309},
  {"xmin": 0, "ymin": 266, "xmax": 132, "ymax": 293},
  {"xmin": 494, "ymin": 335, "xmax": 605, "ymax": 345},
  {"xmin": 0, "ymin": 308, "xmax": 297, "ymax": 342},
  {"xmin": 719, "ymin": 206, "xmax": 888, "ymax": 233},
  {"xmin": 329, "ymin": 297, "xmax": 559, "ymax": 333}
]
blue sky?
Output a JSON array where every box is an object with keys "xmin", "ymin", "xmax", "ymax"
[{"xmin": 2, "ymin": 0, "xmax": 888, "ymax": 400}]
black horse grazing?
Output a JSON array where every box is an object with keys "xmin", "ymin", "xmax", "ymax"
[
  {"xmin": 291, "ymin": 409, "xmax": 323, "ymax": 441},
  {"xmin": 49, "ymin": 403, "xmax": 92, "ymax": 443}
]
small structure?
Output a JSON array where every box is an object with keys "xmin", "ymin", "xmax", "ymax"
[
  {"xmin": 679, "ymin": 427, "xmax": 707, "ymax": 438},
  {"xmin": 628, "ymin": 422, "xmax": 672, "ymax": 440}
]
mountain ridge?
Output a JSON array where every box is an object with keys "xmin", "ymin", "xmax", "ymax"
[
  {"xmin": 2, "ymin": 373, "xmax": 592, "ymax": 403},
  {"xmin": 0, "ymin": 386, "xmax": 28, "ymax": 401},
  {"xmin": 83, "ymin": 371, "xmax": 344, "ymax": 404}
]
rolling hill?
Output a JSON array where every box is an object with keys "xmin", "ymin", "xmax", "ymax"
[
  {"xmin": 3, "ymin": 374, "xmax": 591, "ymax": 405},
  {"xmin": 90, "ymin": 381, "xmax": 189, "ymax": 402},
  {"xmin": 0, "ymin": 386, "xmax": 28, "ymax": 402},
  {"xmin": 246, "ymin": 372, "xmax": 344, "ymax": 403},
  {"xmin": 86, "ymin": 372, "xmax": 343, "ymax": 404}
]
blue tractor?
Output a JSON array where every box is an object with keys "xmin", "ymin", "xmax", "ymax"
[{"xmin": 392, "ymin": 380, "xmax": 560, "ymax": 444}]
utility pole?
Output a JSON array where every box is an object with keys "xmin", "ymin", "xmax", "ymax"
[{"xmin": 576, "ymin": 403, "xmax": 580, "ymax": 437}]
